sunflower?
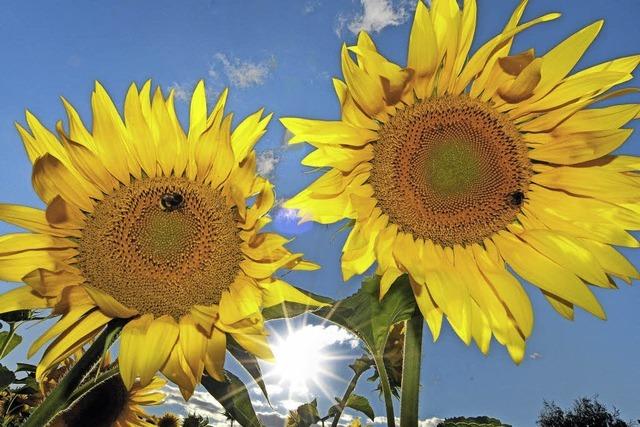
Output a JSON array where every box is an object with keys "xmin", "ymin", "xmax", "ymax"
[
  {"xmin": 0, "ymin": 80, "xmax": 320, "ymax": 399},
  {"xmin": 50, "ymin": 376, "xmax": 166, "ymax": 427},
  {"xmin": 282, "ymin": 0, "xmax": 640, "ymax": 362}
]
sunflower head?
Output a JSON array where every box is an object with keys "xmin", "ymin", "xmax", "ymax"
[
  {"xmin": 282, "ymin": 0, "xmax": 640, "ymax": 362},
  {"xmin": 0, "ymin": 80, "xmax": 322, "ymax": 399},
  {"xmin": 157, "ymin": 413, "xmax": 181, "ymax": 427}
]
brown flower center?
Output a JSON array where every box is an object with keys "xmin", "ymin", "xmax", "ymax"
[
  {"xmin": 78, "ymin": 177, "xmax": 243, "ymax": 318},
  {"xmin": 370, "ymin": 96, "xmax": 531, "ymax": 247}
]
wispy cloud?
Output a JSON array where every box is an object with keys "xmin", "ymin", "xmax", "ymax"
[
  {"xmin": 211, "ymin": 53, "xmax": 277, "ymax": 89},
  {"xmin": 256, "ymin": 149, "xmax": 280, "ymax": 177},
  {"xmin": 530, "ymin": 352, "xmax": 543, "ymax": 360},
  {"xmin": 168, "ymin": 80, "xmax": 220, "ymax": 103},
  {"xmin": 303, "ymin": 0, "xmax": 322, "ymax": 14},
  {"xmin": 336, "ymin": 0, "xmax": 415, "ymax": 37}
]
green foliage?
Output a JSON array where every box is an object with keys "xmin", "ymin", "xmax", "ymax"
[
  {"xmin": 0, "ymin": 331, "xmax": 22, "ymax": 360},
  {"xmin": 537, "ymin": 397, "xmax": 631, "ymax": 427},
  {"xmin": 286, "ymin": 399, "xmax": 321, "ymax": 427},
  {"xmin": 441, "ymin": 415, "xmax": 511, "ymax": 426},
  {"xmin": 0, "ymin": 310, "xmax": 34, "ymax": 323},
  {"xmin": 316, "ymin": 275, "xmax": 415, "ymax": 403},
  {"xmin": 227, "ymin": 335, "xmax": 270, "ymax": 403},
  {"xmin": 0, "ymin": 365, "xmax": 16, "ymax": 392},
  {"xmin": 330, "ymin": 394, "xmax": 375, "ymax": 421},
  {"xmin": 182, "ymin": 412, "xmax": 209, "ymax": 427},
  {"xmin": 201, "ymin": 371, "xmax": 263, "ymax": 427}
]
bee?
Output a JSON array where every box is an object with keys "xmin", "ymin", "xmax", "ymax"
[
  {"xmin": 161, "ymin": 192, "xmax": 185, "ymax": 212},
  {"xmin": 507, "ymin": 190, "xmax": 525, "ymax": 207}
]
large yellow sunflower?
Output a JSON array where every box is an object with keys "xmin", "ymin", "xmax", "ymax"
[
  {"xmin": 0, "ymin": 81, "xmax": 320, "ymax": 399},
  {"xmin": 282, "ymin": 0, "xmax": 640, "ymax": 362}
]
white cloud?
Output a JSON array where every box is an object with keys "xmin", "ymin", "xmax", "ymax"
[
  {"xmin": 530, "ymin": 352, "xmax": 543, "ymax": 360},
  {"xmin": 162, "ymin": 384, "xmax": 229, "ymax": 424},
  {"xmin": 168, "ymin": 82, "xmax": 192, "ymax": 102},
  {"xmin": 212, "ymin": 53, "xmax": 277, "ymax": 88},
  {"xmin": 168, "ymin": 81, "xmax": 220, "ymax": 103},
  {"xmin": 371, "ymin": 417, "xmax": 443, "ymax": 426},
  {"xmin": 280, "ymin": 399, "xmax": 304, "ymax": 411},
  {"xmin": 256, "ymin": 149, "xmax": 280, "ymax": 177},
  {"xmin": 336, "ymin": 0, "xmax": 415, "ymax": 36},
  {"xmin": 419, "ymin": 418, "xmax": 445, "ymax": 427},
  {"xmin": 303, "ymin": 0, "xmax": 321, "ymax": 14}
]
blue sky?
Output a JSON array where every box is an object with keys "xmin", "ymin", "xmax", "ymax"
[{"xmin": 1, "ymin": 0, "xmax": 640, "ymax": 426}]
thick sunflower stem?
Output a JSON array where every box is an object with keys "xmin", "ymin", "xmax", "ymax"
[
  {"xmin": 24, "ymin": 318, "xmax": 127, "ymax": 427},
  {"xmin": 373, "ymin": 354, "xmax": 396, "ymax": 427},
  {"xmin": 400, "ymin": 312, "xmax": 424, "ymax": 427}
]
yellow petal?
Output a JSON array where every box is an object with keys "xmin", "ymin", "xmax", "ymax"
[
  {"xmin": 553, "ymin": 104, "xmax": 640, "ymax": 134},
  {"xmin": 0, "ymin": 285, "xmax": 47, "ymax": 314},
  {"xmin": 231, "ymin": 109, "xmax": 272, "ymax": 163},
  {"xmin": 0, "ymin": 250, "xmax": 63, "ymax": 282},
  {"xmin": 497, "ymin": 58, "xmax": 541, "ymax": 103},
  {"xmin": 46, "ymin": 196, "xmax": 86, "ymax": 230},
  {"xmin": 23, "ymin": 268, "xmax": 83, "ymax": 298},
  {"xmin": 124, "ymin": 83, "xmax": 157, "ymax": 178},
  {"xmin": 340, "ymin": 44, "xmax": 387, "ymax": 119},
  {"xmin": 529, "ymin": 21, "xmax": 604, "ymax": 102},
  {"xmin": 150, "ymin": 87, "xmax": 179, "ymax": 177},
  {"xmin": 0, "ymin": 204, "xmax": 77, "ymax": 238},
  {"xmin": 83, "ymin": 285, "xmax": 138, "ymax": 318},
  {"xmin": 531, "ymin": 166, "xmax": 639, "ymax": 203},
  {"xmin": 516, "ymin": 229, "xmax": 609, "ymax": 287},
  {"xmin": 231, "ymin": 332, "xmax": 274, "ymax": 362},
  {"xmin": 123, "ymin": 315, "xmax": 179, "ymax": 388},
  {"xmin": 91, "ymin": 82, "xmax": 136, "ymax": 183},
  {"xmin": 578, "ymin": 239, "xmax": 639, "ymax": 283},
  {"xmin": 119, "ymin": 314, "xmax": 154, "ymax": 389},
  {"xmin": 161, "ymin": 341, "xmax": 196, "ymax": 400},
  {"xmin": 281, "ymin": 117, "xmax": 377, "ymax": 147},
  {"xmin": 407, "ymin": 1, "xmax": 438, "ymax": 90},
  {"xmin": 260, "ymin": 279, "xmax": 328, "ymax": 309},
  {"xmin": 37, "ymin": 310, "xmax": 111, "ymax": 381},
  {"xmin": 219, "ymin": 276, "xmax": 262, "ymax": 325},
  {"xmin": 32, "ymin": 154, "xmax": 98, "ymax": 211},
  {"xmin": 528, "ymin": 129, "xmax": 632, "ymax": 164},
  {"xmin": 492, "ymin": 231, "xmax": 605, "ymax": 319},
  {"xmin": 410, "ymin": 278, "xmax": 443, "ymax": 341},
  {"xmin": 178, "ymin": 315, "xmax": 207, "ymax": 385},
  {"xmin": 28, "ymin": 305, "xmax": 94, "ymax": 358},
  {"xmin": 204, "ymin": 327, "xmax": 227, "ymax": 382}
]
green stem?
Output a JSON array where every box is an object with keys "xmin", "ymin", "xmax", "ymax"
[
  {"xmin": 67, "ymin": 366, "xmax": 119, "ymax": 404},
  {"xmin": 330, "ymin": 364, "xmax": 369, "ymax": 427},
  {"xmin": 0, "ymin": 323, "xmax": 16, "ymax": 359},
  {"xmin": 373, "ymin": 353, "xmax": 396, "ymax": 427},
  {"xmin": 23, "ymin": 318, "xmax": 127, "ymax": 427},
  {"xmin": 400, "ymin": 312, "xmax": 424, "ymax": 427}
]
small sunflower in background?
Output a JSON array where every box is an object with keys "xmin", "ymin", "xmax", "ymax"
[
  {"xmin": 50, "ymin": 376, "xmax": 166, "ymax": 427},
  {"xmin": 282, "ymin": 0, "xmax": 640, "ymax": 362},
  {"xmin": 0, "ymin": 81, "xmax": 320, "ymax": 399}
]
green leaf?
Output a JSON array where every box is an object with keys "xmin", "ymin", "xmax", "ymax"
[
  {"xmin": 0, "ymin": 309, "xmax": 33, "ymax": 323},
  {"xmin": 0, "ymin": 331, "xmax": 22, "ymax": 359},
  {"xmin": 343, "ymin": 394, "xmax": 375, "ymax": 421},
  {"xmin": 262, "ymin": 287, "xmax": 334, "ymax": 320},
  {"xmin": 288, "ymin": 399, "xmax": 321, "ymax": 427},
  {"xmin": 0, "ymin": 364, "xmax": 16, "ymax": 391},
  {"xmin": 227, "ymin": 335, "xmax": 270, "ymax": 404},
  {"xmin": 316, "ymin": 275, "xmax": 415, "ymax": 355},
  {"xmin": 15, "ymin": 363, "xmax": 36, "ymax": 373},
  {"xmin": 201, "ymin": 372, "xmax": 264, "ymax": 427}
]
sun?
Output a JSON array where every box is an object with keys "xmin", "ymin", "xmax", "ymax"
[
  {"xmin": 271, "ymin": 328, "xmax": 326, "ymax": 393},
  {"xmin": 265, "ymin": 320, "xmax": 357, "ymax": 399}
]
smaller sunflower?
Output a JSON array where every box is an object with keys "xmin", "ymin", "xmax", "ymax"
[{"xmin": 50, "ymin": 376, "xmax": 166, "ymax": 427}]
